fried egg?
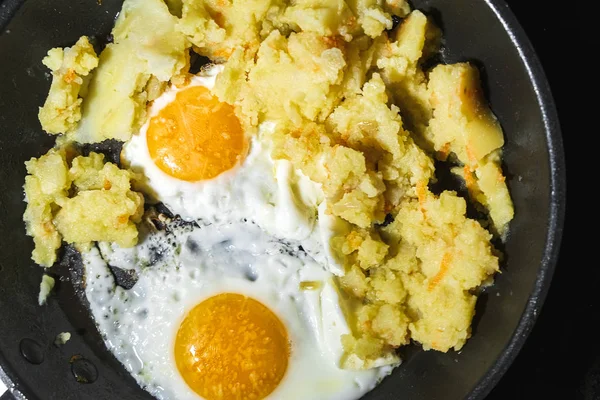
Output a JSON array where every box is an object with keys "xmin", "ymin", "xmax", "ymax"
[
  {"xmin": 122, "ymin": 64, "xmax": 350, "ymax": 275},
  {"xmin": 84, "ymin": 220, "xmax": 394, "ymax": 400},
  {"xmin": 86, "ymin": 63, "xmax": 397, "ymax": 400}
]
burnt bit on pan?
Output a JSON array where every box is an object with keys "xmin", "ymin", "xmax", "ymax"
[
  {"xmin": 107, "ymin": 265, "xmax": 138, "ymax": 290},
  {"xmin": 153, "ymin": 202, "xmax": 176, "ymax": 219},
  {"xmin": 141, "ymin": 203, "xmax": 200, "ymax": 236},
  {"xmin": 144, "ymin": 206, "xmax": 172, "ymax": 232},
  {"xmin": 56, "ymin": 244, "xmax": 87, "ymax": 303},
  {"xmin": 189, "ymin": 49, "xmax": 211, "ymax": 74},
  {"xmin": 79, "ymin": 139, "xmax": 124, "ymax": 167},
  {"xmin": 93, "ymin": 243, "xmax": 140, "ymax": 290},
  {"xmin": 141, "ymin": 203, "xmax": 198, "ymax": 235},
  {"xmin": 376, "ymin": 213, "xmax": 395, "ymax": 228},
  {"xmin": 143, "ymin": 202, "xmax": 178, "ymax": 232}
]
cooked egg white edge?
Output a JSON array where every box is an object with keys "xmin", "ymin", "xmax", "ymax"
[{"xmin": 84, "ymin": 222, "xmax": 395, "ymax": 400}]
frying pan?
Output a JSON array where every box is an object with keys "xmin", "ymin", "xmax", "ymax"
[{"xmin": 0, "ymin": 0, "xmax": 566, "ymax": 399}]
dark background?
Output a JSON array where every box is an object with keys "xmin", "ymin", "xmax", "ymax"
[{"xmin": 487, "ymin": 2, "xmax": 587, "ymax": 399}]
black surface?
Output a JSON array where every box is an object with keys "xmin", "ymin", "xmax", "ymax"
[
  {"xmin": 0, "ymin": 0, "xmax": 569, "ymax": 399},
  {"xmin": 487, "ymin": 2, "xmax": 586, "ymax": 399}
]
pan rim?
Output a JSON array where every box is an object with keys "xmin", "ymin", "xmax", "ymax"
[{"xmin": 465, "ymin": 0, "xmax": 566, "ymax": 398}]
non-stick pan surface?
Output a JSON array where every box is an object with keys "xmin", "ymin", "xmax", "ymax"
[{"xmin": 0, "ymin": 0, "xmax": 565, "ymax": 399}]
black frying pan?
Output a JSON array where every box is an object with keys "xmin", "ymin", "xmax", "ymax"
[{"xmin": 0, "ymin": 0, "xmax": 566, "ymax": 399}]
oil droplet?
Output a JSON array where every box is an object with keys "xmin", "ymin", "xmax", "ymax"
[
  {"xmin": 70, "ymin": 355, "xmax": 98, "ymax": 383},
  {"xmin": 19, "ymin": 338, "xmax": 44, "ymax": 364}
]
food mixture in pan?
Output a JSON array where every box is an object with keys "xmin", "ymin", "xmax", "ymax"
[{"xmin": 22, "ymin": 0, "xmax": 514, "ymax": 398}]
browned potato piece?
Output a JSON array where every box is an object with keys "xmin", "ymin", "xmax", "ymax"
[{"xmin": 427, "ymin": 63, "xmax": 504, "ymax": 166}]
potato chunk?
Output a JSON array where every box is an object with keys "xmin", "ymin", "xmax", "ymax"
[
  {"xmin": 427, "ymin": 63, "xmax": 504, "ymax": 166},
  {"xmin": 55, "ymin": 189, "xmax": 143, "ymax": 248},
  {"xmin": 23, "ymin": 149, "xmax": 70, "ymax": 266},
  {"xmin": 376, "ymin": 10, "xmax": 441, "ymax": 137},
  {"xmin": 23, "ymin": 147, "xmax": 144, "ymax": 267},
  {"xmin": 66, "ymin": 0, "xmax": 189, "ymax": 143},
  {"xmin": 217, "ymin": 30, "xmax": 347, "ymax": 127},
  {"xmin": 38, "ymin": 37, "xmax": 98, "ymax": 135}
]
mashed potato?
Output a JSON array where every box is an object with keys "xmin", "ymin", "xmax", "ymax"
[
  {"xmin": 37, "ymin": 0, "xmax": 191, "ymax": 143},
  {"xmin": 23, "ymin": 147, "xmax": 144, "ymax": 267},
  {"xmin": 38, "ymin": 36, "xmax": 98, "ymax": 135},
  {"xmin": 28, "ymin": 0, "xmax": 514, "ymax": 368},
  {"xmin": 178, "ymin": 0, "xmax": 410, "ymax": 61},
  {"xmin": 74, "ymin": 0, "xmax": 190, "ymax": 144},
  {"xmin": 209, "ymin": 4, "xmax": 513, "ymax": 363}
]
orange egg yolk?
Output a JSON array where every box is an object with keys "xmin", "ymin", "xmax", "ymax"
[
  {"xmin": 174, "ymin": 293, "xmax": 289, "ymax": 400},
  {"xmin": 146, "ymin": 85, "xmax": 246, "ymax": 182}
]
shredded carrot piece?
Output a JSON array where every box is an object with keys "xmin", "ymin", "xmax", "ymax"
[
  {"xmin": 63, "ymin": 69, "xmax": 77, "ymax": 84},
  {"xmin": 322, "ymin": 35, "xmax": 345, "ymax": 49},
  {"xmin": 384, "ymin": 201, "xmax": 394, "ymax": 213},
  {"xmin": 428, "ymin": 251, "xmax": 452, "ymax": 291},
  {"xmin": 497, "ymin": 169, "xmax": 506, "ymax": 183},
  {"xmin": 43, "ymin": 221, "xmax": 54, "ymax": 234},
  {"xmin": 416, "ymin": 180, "xmax": 428, "ymax": 213},
  {"xmin": 463, "ymin": 165, "xmax": 476, "ymax": 192},
  {"xmin": 466, "ymin": 143, "xmax": 477, "ymax": 165},
  {"xmin": 213, "ymin": 47, "xmax": 233, "ymax": 59},
  {"xmin": 346, "ymin": 230, "xmax": 364, "ymax": 250},
  {"xmin": 436, "ymin": 142, "xmax": 451, "ymax": 161}
]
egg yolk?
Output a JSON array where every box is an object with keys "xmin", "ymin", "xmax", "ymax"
[
  {"xmin": 174, "ymin": 293, "xmax": 289, "ymax": 400},
  {"xmin": 146, "ymin": 85, "xmax": 246, "ymax": 182}
]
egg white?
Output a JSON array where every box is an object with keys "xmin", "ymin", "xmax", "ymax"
[
  {"xmin": 122, "ymin": 64, "xmax": 349, "ymax": 274},
  {"xmin": 84, "ymin": 220, "xmax": 394, "ymax": 400},
  {"xmin": 88, "ymin": 63, "xmax": 400, "ymax": 400}
]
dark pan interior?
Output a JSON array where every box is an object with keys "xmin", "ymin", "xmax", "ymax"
[{"xmin": 0, "ymin": 0, "xmax": 565, "ymax": 399}]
